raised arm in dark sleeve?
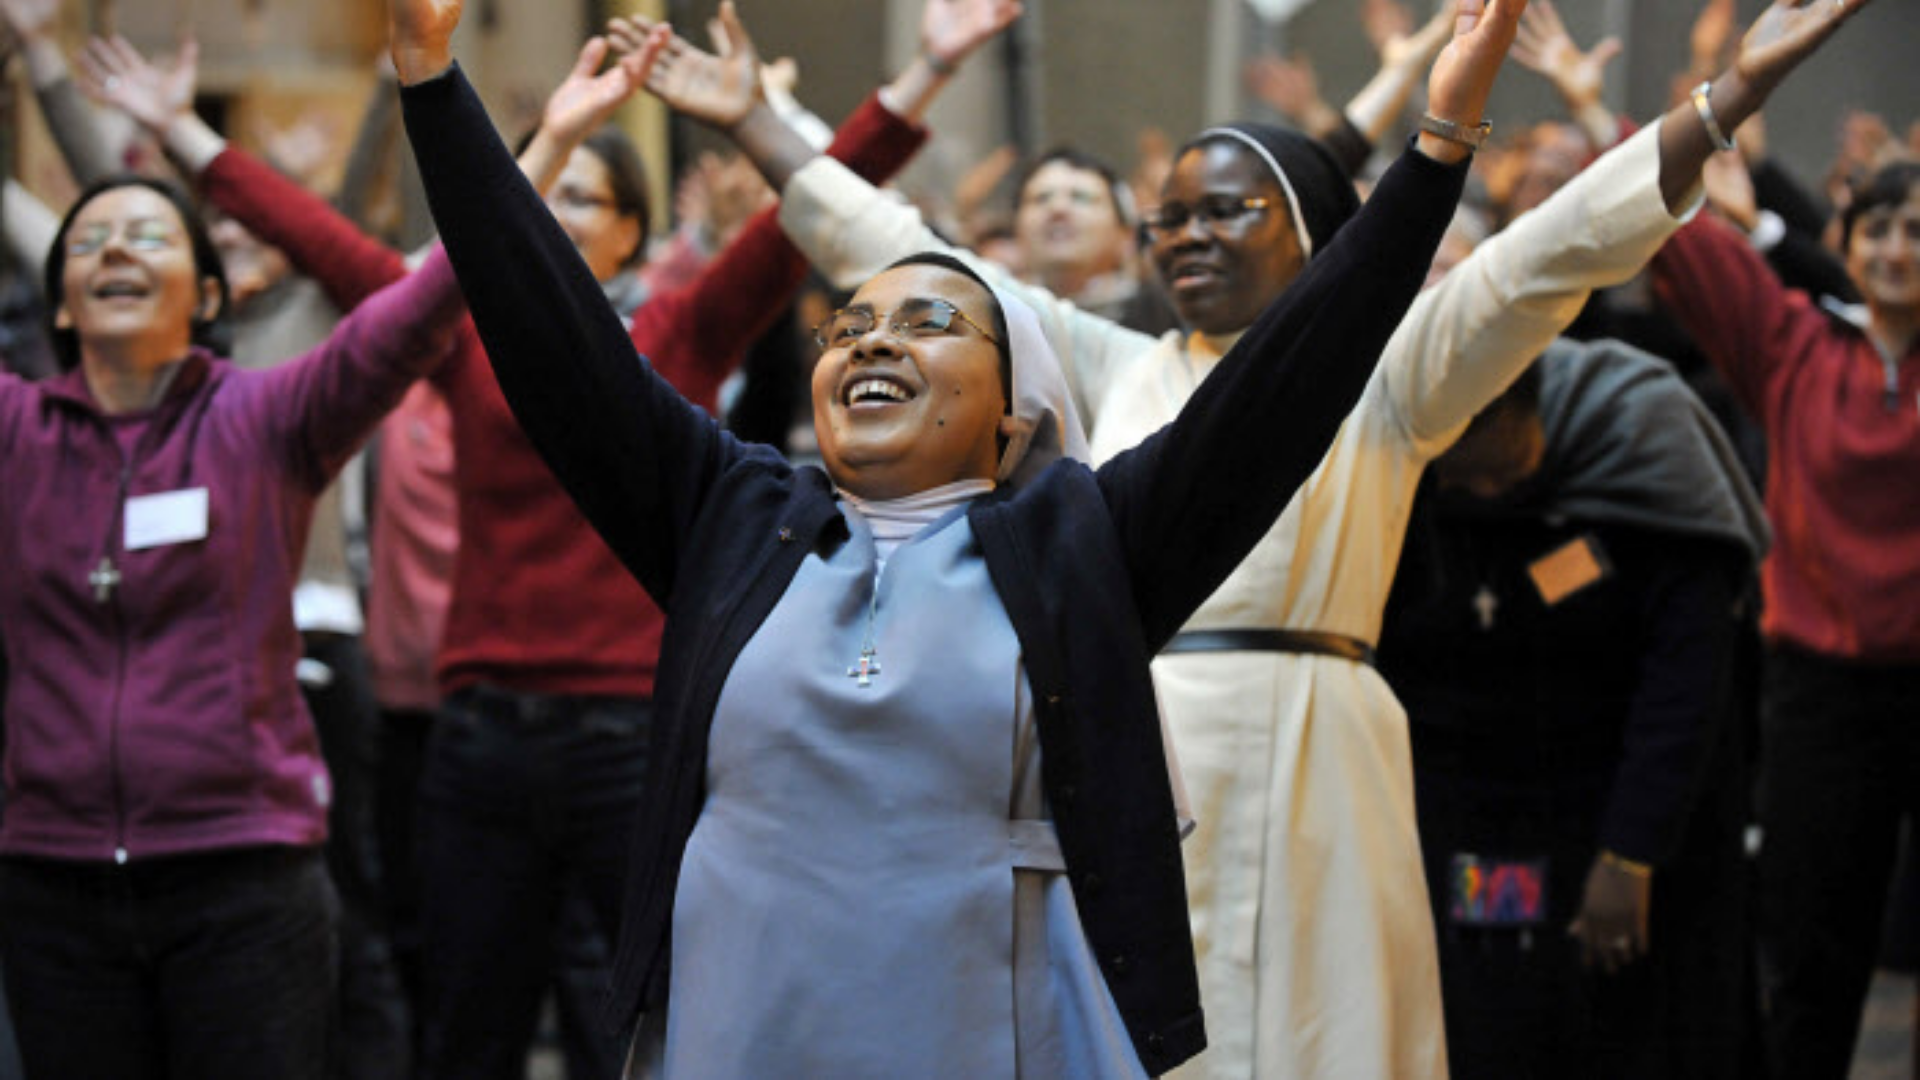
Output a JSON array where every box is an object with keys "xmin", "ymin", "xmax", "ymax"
[{"xmin": 401, "ymin": 63, "xmax": 737, "ymax": 606}]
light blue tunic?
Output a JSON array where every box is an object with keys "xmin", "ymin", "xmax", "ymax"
[{"xmin": 640, "ymin": 506, "xmax": 1145, "ymax": 1078}]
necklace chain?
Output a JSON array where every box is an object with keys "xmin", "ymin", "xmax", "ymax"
[{"xmin": 847, "ymin": 566, "xmax": 884, "ymax": 688}]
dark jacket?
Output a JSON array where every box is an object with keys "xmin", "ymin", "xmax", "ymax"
[{"xmin": 400, "ymin": 66, "xmax": 1463, "ymax": 1074}]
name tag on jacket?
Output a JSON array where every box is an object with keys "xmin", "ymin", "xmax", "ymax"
[{"xmin": 125, "ymin": 488, "xmax": 210, "ymax": 551}]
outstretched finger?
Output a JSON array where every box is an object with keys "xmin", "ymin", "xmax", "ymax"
[
  {"xmin": 712, "ymin": 0, "xmax": 757, "ymax": 61},
  {"xmin": 1530, "ymin": 0, "xmax": 1566, "ymax": 40},
  {"xmin": 1480, "ymin": 0, "xmax": 1528, "ymax": 38},
  {"xmin": 1454, "ymin": 0, "xmax": 1484, "ymax": 37},
  {"xmin": 79, "ymin": 36, "xmax": 123, "ymax": 78},
  {"xmin": 569, "ymin": 35, "xmax": 609, "ymax": 81},
  {"xmin": 606, "ymin": 17, "xmax": 655, "ymax": 53},
  {"xmin": 616, "ymin": 24, "xmax": 673, "ymax": 86},
  {"xmin": 1589, "ymin": 35, "xmax": 1622, "ymax": 69},
  {"xmin": 105, "ymin": 34, "xmax": 153, "ymax": 74}
]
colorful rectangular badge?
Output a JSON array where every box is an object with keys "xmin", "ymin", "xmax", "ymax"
[{"xmin": 1448, "ymin": 853, "xmax": 1548, "ymax": 927}]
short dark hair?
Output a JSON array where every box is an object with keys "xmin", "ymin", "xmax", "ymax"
[
  {"xmin": 44, "ymin": 175, "xmax": 231, "ymax": 371},
  {"xmin": 1841, "ymin": 160, "xmax": 1920, "ymax": 255},
  {"xmin": 883, "ymin": 251, "xmax": 1011, "ymax": 406},
  {"xmin": 1013, "ymin": 147, "xmax": 1136, "ymax": 227}
]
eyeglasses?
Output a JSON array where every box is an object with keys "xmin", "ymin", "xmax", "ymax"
[
  {"xmin": 1021, "ymin": 186, "xmax": 1107, "ymax": 211},
  {"xmin": 546, "ymin": 187, "xmax": 619, "ymax": 215},
  {"xmin": 66, "ymin": 218, "xmax": 181, "ymax": 257},
  {"xmin": 813, "ymin": 297, "xmax": 1001, "ymax": 350},
  {"xmin": 1140, "ymin": 195, "xmax": 1272, "ymax": 239}
]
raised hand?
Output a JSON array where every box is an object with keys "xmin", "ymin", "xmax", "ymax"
[
  {"xmin": 614, "ymin": 0, "xmax": 760, "ymax": 130},
  {"xmin": 1244, "ymin": 52, "xmax": 1334, "ymax": 131},
  {"xmin": 1512, "ymin": 0, "xmax": 1618, "ymax": 111},
  {"xmin": 1689, "ymin": 0, "xmax": 1737, "ymax": 75},
  {"xmin": 540, "ymin": 35, "xmax": 649, "ymax": 147},
  {"xmin": 74, "ymin": 35, "xmax": 197, "ymax": 136},
  {"xmin": 0, "ymin": 0, "xmax": 56, "ymax": 41},
  {"xmin": 387, "ymin": 0, "xmax": 461, "ymax": 84},
  {"xmin": 1360, "ymin": 0, "xmax": 1414, "ymax": 59},
  {"xmin": 920, "ymin": 0, "xmax": 1023, "ymax": 73},
  {"xmin": 1734, "ymin": 0, "xmax": 1877, "ymax": 98},
  {"xmin": 1423, "ymin": 0, "xmax": 1528, "ymax": 159},
  {"xmin": 1382, "ymin": 1, "xmax": 1458, "ymax": 71}
]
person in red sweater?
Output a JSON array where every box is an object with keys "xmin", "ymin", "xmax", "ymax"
[
  {"xmin": 92, "ymin": 4, "xmax": 1012, "ymax": 1076},
  {"xmin": 1652, "ymin": 153, "xmax": 1920, "ymax": 1078}
]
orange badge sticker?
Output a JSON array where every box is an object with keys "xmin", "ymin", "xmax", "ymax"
[{"xmin": 1528, "ymin": 534, "xmax": 1610, "ymax": 606}]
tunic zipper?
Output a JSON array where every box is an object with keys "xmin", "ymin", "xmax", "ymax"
[{"xmin": 104, "ymin": 455, "xmax": 134, "ymax": 865}]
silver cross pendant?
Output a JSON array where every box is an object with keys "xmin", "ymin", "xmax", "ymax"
[
  {"xmin": 1472, "ymin": 584, "xmax": 1498, "ymax": 631},
  {"xmin": 846, "ymin": 648, "xmax": 882, "ymax": 688}
]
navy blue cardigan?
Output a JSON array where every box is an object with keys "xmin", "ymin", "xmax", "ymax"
[{"xmin": 401, "ymin": 66, "xmax": 1463, "ymax": 1074}]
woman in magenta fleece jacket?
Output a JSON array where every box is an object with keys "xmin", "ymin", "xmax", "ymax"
[{"xmin": 0, "ymin": 175, "xmax": 463, "ymax": 1080}]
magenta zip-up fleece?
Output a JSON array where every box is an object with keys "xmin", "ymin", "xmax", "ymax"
[{"xmin": 0, "ymin": 247, "xmax": 462, "ymax": 863}]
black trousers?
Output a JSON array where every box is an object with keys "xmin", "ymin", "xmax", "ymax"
[
  {"xmin": 0, "ymin": 847, "xmax": 338, "ymax": 1080},
  {"xmin": 302, "ymin": 633, "xmax": 412, "ymax": 1080},
  {"xmin": 1756, "ymin": 643, "xmax": 1920, "ymax": 1080},
  {"xmin": 415, "ymin": 685, "xmax": 647, "ymax": 1080}
]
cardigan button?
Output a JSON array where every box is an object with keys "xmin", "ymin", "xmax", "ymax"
[{"xmin": 777, "ymin": 527, "xmax": 794, "ymax": 542}]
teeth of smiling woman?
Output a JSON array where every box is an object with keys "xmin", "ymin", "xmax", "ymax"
[{"xmin": 847, "ymin": 379, "xmax": 912, "ymax": 405}]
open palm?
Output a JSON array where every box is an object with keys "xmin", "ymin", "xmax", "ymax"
[
  {"xmin": 76, "ymin": 36, "xmax": 197, "ymax": 134},
  {"xmin": 541, "ymin": 37, "xmax": 648, "ymax": 145},
  {"xmin": 1737, "ymin": 0, "xmax": 1875, "ymax": 93},
  {"xmin": 921, "ymin": 0, "xmax": 1023, "ymax": 69},
  {"xmin": 613, "ymin": 1, "xmax": 760, "ymax": 129},
  {"xmin": 1512, "ymin": 1, "xmax": 1618, "ymax": 108}
]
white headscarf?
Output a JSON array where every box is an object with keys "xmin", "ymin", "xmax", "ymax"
[{"xmin": 991, "ymin": 283, "xmax": 1091, "ymax": 486}]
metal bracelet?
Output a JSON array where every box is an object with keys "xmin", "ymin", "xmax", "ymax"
[
  {"xmin": 1690, "ymin": 81, "xmax": 1738, "ymax": 153},
  {"xmin": 1417, "ymin": 113, "xmax": 1493, "ymax": 151}
]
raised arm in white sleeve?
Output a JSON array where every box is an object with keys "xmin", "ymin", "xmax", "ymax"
[{"xmin": 1380, "ymin": 118, "xmax": 1703, "ymax": 457}]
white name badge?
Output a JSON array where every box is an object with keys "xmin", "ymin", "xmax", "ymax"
[{"xmin": 124, "ymin": 488, "xmax": 210, "ymax": 551}]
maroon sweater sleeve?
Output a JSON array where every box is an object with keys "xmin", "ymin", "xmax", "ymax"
[
  {"xmin": 1650, "ymin": 213, "xmax": 1827, "ymax": 423},
  {"xmin": 631, "ymin": 92, "xmax": 927, "ymax": 385},
  {"xmin": 200, "ymin": 147, "xmax": 410, "ymax": 312}
]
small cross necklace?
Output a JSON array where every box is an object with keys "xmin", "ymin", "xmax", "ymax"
[
  {"xmin": 90, "ymin": 556, "xmax": 122, "ymax": 604},
  {"xmin": 1472, "ymin": 583, "xmax": 1498, "ymax": 631},
  {"xmin": 846, "ymin": 568, "xmax": 884, "ymax": 689}
]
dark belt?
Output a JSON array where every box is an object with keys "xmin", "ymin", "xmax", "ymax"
[{"xmin": 1161, "ymin": 628, "xmax": 1376, "ymax": 667}]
